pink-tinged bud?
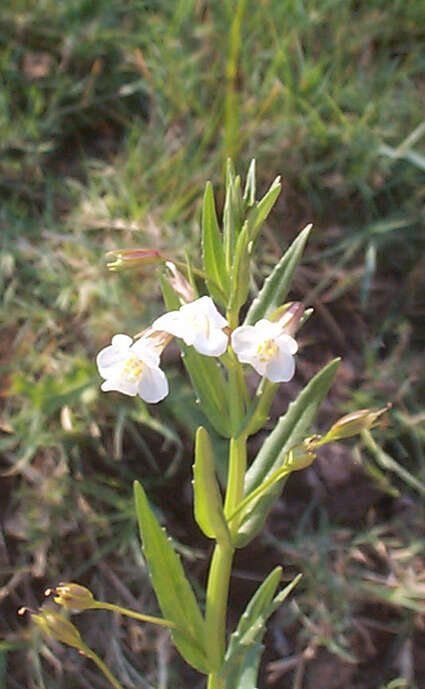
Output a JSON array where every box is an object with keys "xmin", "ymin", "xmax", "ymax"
[
  {"xmin": 270, "ymin": 302, "xmax": 305, "ymax": 336},
  {"xmin": 164, "ymin": 261, "xmax": 195, "ymax": 303},
  {"xmin": 106, "ymin": 248, "xmax": 164, "ymax": 271},
  {"xmin": 22, "ymin": 607, "xmax": 84, "ymax": 650},
  {"xmin": 323, "ymin": 405, "xmax": 391, "ymax": 442},
  {"xmin": 47, "ymin": 582, "xmax": 96, "ymax": 611}
]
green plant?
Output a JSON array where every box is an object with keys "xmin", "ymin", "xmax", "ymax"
[{"xmin": 23, "ymin": 161, "xmax": 390, "ymax": 689}]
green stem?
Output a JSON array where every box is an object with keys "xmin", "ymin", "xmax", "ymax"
[
  {"xmin": 205, "ymin": 433, "xmax": 246, "ymax": 685},
  {"xmin": 93, "ymin": 601, "xmax": 176, "ymax": 629},
  {"xmin": 207, "ymin": 671, "xmax": 227, "ymax": 689},
  {"xmin": 205, "ymin": 542, "xmax": 234, "ymax": 673},
  {"xmin": 224, "ymin": 435, "xmax": 247, "ymax": 535},
  {"xmin": 82, "ymin": 644, "xmax": 125, "ymax": 689},
  {"xmin": 227, "ymin": 462, "xmax": 291, "ymax": 522},
  {"xmin": 242, "ymin": 379, "xmax": 278, "ymax": 437}
]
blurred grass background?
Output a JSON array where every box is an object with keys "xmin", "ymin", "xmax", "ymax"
[{"xmin": 1, "ymin": 1, "xmax": 424, "ymax": 687}]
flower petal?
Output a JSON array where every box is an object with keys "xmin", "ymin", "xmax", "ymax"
[
  {"xmin": 254, "ymin": 319, "xmax": 282, "ymax": 339},
  {"xmin": 276, "ymin": 333, "xmax": 298, "ymax": 355},
  {"xmin": 111, "ymin": 334, "xmax": 133, "ymax": 350},
  {"xmin": 231, "ymin": 325, "xmax": 260, "ymax": 361},
  {"xmin": 101, "ymin": 377, "xmax": 138, "ymax": 396},
  {"xmin": 264, "ymin": 349, "xmax": 295, "ymax": 383},
  {"xmin": 180, "ymin": 296, "xmax": 228, "ymax": 328},
  {"xmin": 130, "ymin": 337, "xmax": 161, "ymax": 367},
  {"xmin": 97, "ymin": 344, "xmax": 127, "ymax": 380},
  {"xmin": 138, "ymin": 367, "xmax": 169, "ymax": 403},
  {"xmin": 192, "ymin": 327, "xmax": 228, "ymax": 356},
  {"xmin": 249, "ymin": 355, "xmax": 268, "ymax": 377},
  {"xmin": 151, "ymin": 310, "xmax": 188, "ymax": 340}
]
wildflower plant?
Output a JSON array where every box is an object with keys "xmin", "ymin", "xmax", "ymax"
[{"xmin": 25, "ymin": 160, "xmax": 389, "ymax": 689}]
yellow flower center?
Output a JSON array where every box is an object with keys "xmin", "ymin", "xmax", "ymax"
[
  {"xmin": 121, "ymin": 355, "xmax": 144, "ymax": 383},
  {"xmin": 256, "ymin": 339, "xmax": 277, "ymax": 363}
]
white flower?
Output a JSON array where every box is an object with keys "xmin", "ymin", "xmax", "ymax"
[
  {"xmin": 152, "ymin": 296, "xmax": 229, "ymax": 357},
  {"xmin": 96, "ymin": 333, "xmax": 169, "ymax": 403},
  {"xmin": 231, "ymin": 319, "xmax": 298, "ymax": 382}
]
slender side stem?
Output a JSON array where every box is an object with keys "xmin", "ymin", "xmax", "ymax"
[
  {"xmin": 94, "ymin": 601, "xmax": 176, "ymax": 629},
  {"xmin": 81, "ymin": 644, "xmax": 125, "ymax": 689}
]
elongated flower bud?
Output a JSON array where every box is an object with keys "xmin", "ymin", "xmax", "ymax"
[
  {"xmin": 21, "ymin": 607, "xmax": 85, "ymax": 650},
  {"xmin": 164, "ymin": 261, "xmax": 195, "ymax": 303},
  {"xmin": 47, "ymin": 583, "xmax": 96, "ymax": 611},
  {"xmin": 271, "ymin": 302, "xmax": 305, "ymax": 336},
  {"xmin": 322, "ymin": 405, "xmax": 390, "ymax": 442},
  {"xmin": 106, "ymin": 248, "xmax": 164, "ymax": 271}
]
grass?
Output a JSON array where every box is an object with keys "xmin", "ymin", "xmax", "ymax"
[{"xmin": 1, "ymin": 0, "xmax": 425, "ymax": 687}]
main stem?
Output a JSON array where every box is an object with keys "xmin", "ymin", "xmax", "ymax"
[{"xmin": 205, "ymin": 434, "xmax": 247, "ymax": 688}]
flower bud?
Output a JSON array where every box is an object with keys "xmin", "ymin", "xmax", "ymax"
[
  {"xmin": 106, "ymin": 248, "xmax": 164, "ymax": 271},
  {"xmin": 269, "ymin": 302, "xmax": 305, "ymax": 336},
  {"xmin": 323, "ymin": 405, "xmax": 390, "ymax": 442},
  {"xmin": 48, "ymin": 583, "xmax": 96, "ymax": 611},
  {"xmin": 25, "ymin": 608, "xmax": 84, "ymax": 650},
  {"xmin": 164, "ymin": 261, "xmax": 195, "ymax": 303}
]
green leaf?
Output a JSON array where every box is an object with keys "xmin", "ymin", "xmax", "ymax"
[
  {"xmin": 182, "ymin": 348, "xmax": 231, "ymax": 437},
  {"xmin": 232, "ymin": 567, "xmax": 282, "ymax": 639},
  {"xmin": 160, "ymin": 276, "xmax": 231, "ymax": 438},
  {"xmin": 245, "ymin": 223, "xmax": 312, "ymax": 325},
  {"xmin": 133, "ymin": 482, "xmax": 210, "ymax": 674},
  {"xmin": 227, "ymin": 223, "xmax": 251, "ymax": 327},
  {"xmin": 235, "ymin": 358, "xmax": 340, "ymax": 547},
  {"xmin": 243, "ymin": 158, "xmax": 256, "ymax": 208},
  {"xmin": 223, "ymin": 158, "xmax": 243, "ymax": 269},
  {"xmin": 221, "ymin": 570, "xmax": 301, "ymax": 688},
  {"xmin": 245, "ymin": 176, "xmax": 281, "ymax": 245},
  {"xmin": 202, "ymin": 182, "xmax": 229, "ymax": 306},
  {"xmin": 193, "ymin": 427, "xmax": 231, "ymax": 544}
]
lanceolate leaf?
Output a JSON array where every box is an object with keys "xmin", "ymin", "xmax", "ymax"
[
  {"xmin": 235, "ymin": 358, "xmax": 340, "ymax": 547},
  {"xmin": 243, "ymin": 158, "xmax": 256, "ymax": 208},
  {"xmin": 193, "ymin": 427, "xmax": 231, "ymax": 544},
  {"xmin": 133, "ymin": 482, "xmax": 209, "ymax": 674},
  {"xmin": 245, "ymin": 176, "xmax": 281, "ymax": 245},
  {"xmin": 181, "ymin": 348, "xmax": 231, "ymax": 437},
  {"xmin": 245, "ymin": 223, "xmax": 312, "ymax": 326},
  {"xmin": 227, "ymin": 224, "xmax": 251, "ymax": 326},
  {"xmin": 221, "ymin": 570, "xmax": 301, "ymax": 688},
  {"xmin": 202, "ymin": 182, "xmax": 229, "ymax": 306},
  {"xmin": 223, "ymin": 159, "xmax": 242, "ymax": 269}
]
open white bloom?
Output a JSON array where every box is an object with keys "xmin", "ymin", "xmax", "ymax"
[
  {"xmin": 96, "ymin": 333, "xmax": 169, "ymax": 403},
  {"xmin": 231, "ymin": 319, "xmax": 298, "ymax": 382},
  {"xmin": 152, "ymin": 296, "xmax": 229, "ymax": 357}
]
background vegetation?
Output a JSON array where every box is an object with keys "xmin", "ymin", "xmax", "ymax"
[{"xmin": 1, "ymin": 1, "xmax": 424, "ymax": 687}]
